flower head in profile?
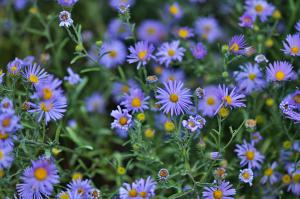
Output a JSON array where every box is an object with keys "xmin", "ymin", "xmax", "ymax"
[
  {"xmin": 239, "ymin": 168, "xmax": 254, "ymax": 186},
  {"xmin": 59, "ymin": 11, "xmax": 73, "ymax": 27},
  {"xmin": 282, "ymin": 34, "xmax": 300, "ymax": 56},
  {"xmin": 218, "ymin": 85, "xmax": 246, "ymax": 109},
  {"xmin": 228, "ymin": 35, "xmax": 248, "ymax": 55},
  {"xmin": 261, "ymin": 162, "xmax": 280, "ymax": 185},
  {"xmin": 190, "ymin": 42, "xmax": 207, "ymax": 60},
  {"xmin": 266, "ymin": 61, "xmax": 294, "ymax": 82},
  {"xmin": 17, "ymin": 156, "xmax": 59, "ymax": 199},
  {"xmin": 22, "ymin": 63, "xmax": 48, "ymax": 85},
  {"xmin": 295, "ymin": 20, "xmax": 300, "ymax": 32},
  {"xmin": 156, "ymin": 81, "xmax": 192, "ymax": 116},
  {"xmin": 127, "ymin": 41, "xmax": 155, "ymax": 69},
  {"xmin": 203, "ymin": 181, "xmax": 236, "ymax": 199},
  {"xmin": 121, "ymin": 88, "xmax": 149, "ymax": 113},
  {"xmin": 99, "ymin": 40, "xmax": 127, "ymax": 68},
  {"xmin": 235, "ymin": 140, "xmax": 265, "ymax": 169},
  {"xmin": 111, "ymin": 106, "xmax": 133, "ymax": 132},
  {"xmin": 156, "ymin": 41, "xmax": 185, "ymax": 67},
  {"xmin": 64, "ymin": 67, "xmax": 81, "ymax": 85}
]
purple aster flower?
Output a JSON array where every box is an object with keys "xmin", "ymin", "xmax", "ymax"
[
  {"xmin": 295, "ymin": 20, "xmax": 300, "ymax": 32},
  {"xmin": 234, "ymin": 63, "xmax": 266, "ymax": 94},
  {"xmin": 136, "ymin": 176, "xmax": 156, "ymax": 198},
  {"xmin": 32, "ymin": 75, "xmax": 63, "ymax": 101},
  {"xmin": 182, "ymin": 115, "xmax": 206, "ymax": 132},
  {"xmin": 59, "ymin": 11, "xmax": 73, "ymax": 27},
  {"xmin": 14, "ymin": 0, "xmax": 28, "ymax": 10},
  {"xmin": 198, "ymin": 86, "xmax": 222, "ymax": 117},
  {"xmin": 279, "ymin": 99, "xmax": 296, "ymax": 114},
  {"xmin": 0, "ymin": 112, "xmax": 21, "ymax": 133},
  {"xmin": 119, "ymin": 180, "xmax": 139, "ymax": 199},
  {"xmin": 282, "ymin": 34, "xmax": 300, "ymax": 56},
  {"xmin": 156, "ymin": 41, "xmax": 185, "ymax": 67},
  {"xmin": 261, "ymin": 162, "xmax": 280, "ymax": 185},
  {"xmin": 67, "ymin": 179, "xmax": 93, "ymax": 198},
  {"xmin": 0, "ymin": 130, "xmax": 15, "ymax": 147},
  {"xmin": 22, "ymin": 63, "xmax": 48, "ymax": 85},
  {"xmin": 0, "ymin": 98, "xmax": 14, "ymax": 113},
  {"xmin": 0, "ymin": 143, "xmax": 13, "ymax": 169},
  {"xmin": 285, "ymin": 110, "xmax": 300, "ymax": 124},
  {"xmin": 112, "ymin": 80, "xmax": 139, "ymax": 103},
  {"xmin": 251, "ymin": 132, "xmax": 263, "ymax": 145},
  {"xmin": 239, "ymin": 12, "xmax": 255, "ymax": 28},
  {"xmin": 107, "ymin": 19, "xmax": 132, "ymax": 40},
  {"xmin": 64, "ymin": 67, "xmax": 81, "ymax": 85},
  {"xmin": 167, "ymin": 2, "xmax": 183, "ymax": 19},
  {"xmin": 245, "ymin": 0, "xmax": 275, "ymax": 22},
  {"xmin": 254, "ymin": 54, "xmax": 269, "ymax": 63},
  {"xmin": 228, "ymin": 35, "xmax": 248, "ymax": 55},
  {"xmin": 174, "ymin": 27, "xmax": 194, "ymax": 40},
  {"xmin": 29, "ymin": 95, "xmax": 67, "ymax": 124},
  {"xmin": 190, "ymin": 42, "xmax": 207, "ymax": 60},
  {"xmin": 160, "ymin": 68, "xmax": 185, "ymax": 83},
  {"xmin": 210, "ymin": 152, "xmax": 222, "ymax": 160},
  {"xmin": 194, "ymin": 17, "xmax": 221, "ymax": 43},
  {"xmin": 127, "ymin": 41, "xmax": 155, "ymax": 69},
  {"xmin": 235, "ymin": 140, "xmax": 265, "ymax": 169},
  {"xmin": 137, "ymin": 20, "xmax": 167, "ymax": 44},
  {"xmin": 203, "ymin": 181, "xmax": 236, "ymax": 199},
  {"xmin": 281, "ymin": 90, "xmax": 300, "ymax": 110},
  {"xmin": 22, "ymin": 56, "xmax": 35, "ymax": 66},
  {"xmin": 85, "ymin": 93, "xmax": 106, "ymax": 113},
  {"xmin": 266, "ymin": 61, "xmax": 294, "ymax": 82},
  {"xmin": 99, "ymin": 40, "xmax": 127, "ymax": 68},
  {"xmin": 156, "ymin": 81, "xmax": 192, "ymax": 116},
  {"xmin": 17, "ymin": 156, "xmax": 59, "ymax": 199},
  {"xmin": 7, "ymin": 58, "xmax": 24, "ymax": 75},
  {"xmin": 218, "ymin": 84, "xmax": 246, "ymax": 109},
  {"xmin": 239, "ymin": 168, "xmax": 254, "ymax": 186},
  {"xmin": 121, "ymin": 88, "xmax": 149, "ymax": 113},
  {"xmin": 111, "ymin": 106, "xmax": 133, "ymax": 132},
  {"xmin": 288, "ymin": 169, "xmax": 300, "ymax": 196},
  {"xmin": 57, "ymin": 0, "xmax": 78, "ymax": 7},
  {"xmin": 110, "ymin": 0, "xmax": 134, "ymax": 13}
]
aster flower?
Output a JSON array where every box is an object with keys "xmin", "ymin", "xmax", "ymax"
[
  {"xmin": 136, "ymin": 176, "xmax": 156, "ymax": 198},
  {"xmin": 17, "ymin": 157, "xmax": 59, "ymax": 199},
  {"xmin": 127, "ymin": 41, "xmax": 155, "ymax": 69},
  {"xmin": 59, "ymin": 11, "xmax": 73, "ymax": 27},
  {"xmin": 107, "ymin": 18, "xmax": 132, "ymax": 40},
  {"xmin": 251, "ymin": 132, "xmax": 263, "ymax": 145},
  {"xmin": 266, "ymin": 61, "xmax": 294, "ymax": 82},
  {"xmin": 156, "ymin": 81, "xmax": 192, "ymax": 116},
  {"xmin": 175, "ymin": 27, "xmax": 194, "ymax": 39},
  {"xmin": 111, "ymin": 106, "xmax": 133, "ymax": 132},
  {"xmin": 282, "ymin": 34, "xmax": 300, "ymax": 56},
  {"xmin": 182, "ymin": 115, "xmax": 206, "ymax": 132},
  {"xmin": 284, "ymin": 90, "xmax": 300, "ymax": 110},
  {"xmin": 198, "ymin": 86, "xmax": 221, "ymax": 117},
  {"xmin": 190, "ymin": 42, "xmax": 207, "ymax": 59},
  {"xmin": 254, "ymin": 54, "xmax": 268, "ymax": 63},
  {"xmin": 121, "ymin": 88, "xmax": 149, "ymax": 113},
  {"xmin": 239, "ymin": 12, "xmax": 255, "ymax": 28},
  {"xmin": 235, "ymin": 140, "xmax": 265, "ymax": 169},
  {"xmin": 112, "ymin": 80, "xmax": 139, "ymax": 103},
  {"xmin": 167, "ymin": 2, "xmax": 183, "ymax": 19},
  {"xmin": 239, "ymin": 168, "xmax": 254, "ymax": 186},
  {"xmin": 194, "ymin": 17, "xmax": 221, "ymax": 43},
  {"xmin": 22, "ymin": 63, "xmax": 48, "ymax": 85},
  {"xmin": 156, "ymin": 41, "xmax": 185, "ymax": 67},
  {"xmin": 32, "ymin": 75, "xmax": 63, "ymax": 101},
  {"xmin": 218, "ymin": 84, "xmax": 246, "ymax": 109},
  {"xmin": 0, "ymin": 143, "xmax": 13, "ymax": 169},
  {"xmin": 137, "ymin": 20, "xmax": 167, "ymax": 44},
  {"xmin": 234, "ymin": 63, "xmax": 266, "ymax": 94},
  {"xmin": 99, "ymin": 40, "xmax": 127, "ymax": 68},
  {"xmin": 245, "ymin": 0, "xmax": 275, "ymax": 22},
  {"xmin": 203, "ymin": 181, "xmax": 236, "ymax": 199},
  {"xmin": 228, "ymin": 35, "xmax": 248, "ymax": 55},
  {"xmin": 210, "ymin": 152, "xmax": 222, "ymax": 160},
  {"xmin": 85, "ymin": 93, "xmax": 106, "ymax": 113},
  {"xmin": 0, "ymin": 98, "xmax": 14, "ymax": 113},
  {"xmin": 0, "ymin": 112, "xmax": 21, "ymax": 133},
  {"xmin": 57, "ymin": 0, "xmax": 78, "ymax": 7},
  {"xmin": 64, "ymin": 67, "xmax": 81, "ymax": 85},
  {"xmin": 261, "ymin": 162, "xmax": 280, "ymax": 184},
  {"xmin": 160, "ymin": 69, "xmax": 185, "ymax": 83},
  {"xmin": 285, "ymin": 110, "xmax": 300, "ymax": 124},
  {"xmin": 67, "ymin": 179, "xmax": 93, "ymax": 198},
  {"xmin": 7, "ymin": 58, "xmax": 24, "ymax": 75},
  {"xmin": 119, "ymin": 181, "xmax": 139, "ymax": 199},
  {"xmin": 288, "ymin": 169, "xmax": 300, "ymax": 196},
  {"xmin": 110, "ymin": 0, "xmax": 134, "ymax": 13}
]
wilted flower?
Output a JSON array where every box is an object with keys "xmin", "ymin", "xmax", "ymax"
[
  {"xmin": 158, "ymin": 168, "xmax": 169, "ymax": 180},
  {"xmin": 59, "ymin": 11, "xmax": 73, "ymax": 27}
]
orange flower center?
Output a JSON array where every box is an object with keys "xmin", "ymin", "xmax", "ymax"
[
  {"xmin": 169, "ymin": 93, "xmax": 179, "ymax": 103},
  {"xmin": 213, "ymin": 190, "xmax": 223, "ymax": 199},
  {"xmin": 34, "ymin": 167, "xmax": 48, "ymax": 181},
  {"xmin": 119, "ymin": 117, "xmax": 128, "ymax": 125},
  {"xmin": 131, "ymin": 97, "xmax": 141, "ymax": 108},
  {"xmin": 128, "ymin": 189, "xmax": 137, "ymax": 197},
  {"xmin": 245, "ymin": 150, "xmax": 255, "ymax": 161},
  {"xmin": 275, "ymin": 71, "xmax": 285, "ymax": 81}
]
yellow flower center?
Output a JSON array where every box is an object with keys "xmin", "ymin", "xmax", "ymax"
[
  {"xmin": 121, "ymin": 85, "xmax": 129, "ymax": 93},
  {"xmin": 242, "ymin": 171, "xmax": 250, "ymax": 179},
  {"xmin": 147, "ymin": 27, "xmax": 156, "ymax": 35},
  {"xmin": 291, "ymin": 46, "xmax": 299, "ymax": 54},
  {"xmin": 169, "ymin": 5, "xmax": 178, "ymax": 15},
  {"xmin": 275, "ymin": 71, "xmax": 285, "ymax": 81},
  {"xmin": 119, "ymin": 117, "xmax": 128, "ymax": 126},
  {"xmin": 293, "ymin": 94, "xmax": 300, "ymax": 104},
  {"xmin": 2, "ymin": 118, "xmax": 11, "ymax": 127},
  {"xmin": 224, "ymin": 95, "xmax": 232, "ymax": 105},
  {"xmin": 43, "ymin": 88, "xmax": 53, "ymax": 100},
  {"xmin": 168, "ymin": 49, "xmax": 176, "ymax": 57},
  {"xmin": 131, "ymin": 97, "xmax": 141, "ymax": 108},
  {"xmin": 230, "ymin": 43, "xmax": 239, "ymax": 52},
  {"xmin": 248, "ymin": 73, "xmax": 256, "ymax": 80},
  {"xmin": 164, "ymin": 121, "xmax": 175, "ymax": 132},
  {"xmin": 169, "ymin": 93, "xmax": 179, "ymax": 103},
  {"xmin": 60, "ymin": 193, "xmax": 70, "ymax": 199},
  {"xmin": 0, "ymin": 169, "xmax": 4, "ymax": 178},
  {"xmin": 34, "ymin": 167, "xmax": 48, "ymax": 181},
  {"xmin": 0, "ymin": 150, "xmax": 3, "ymax": 160},
  {"xmin": 218, "ymin": 107, "xmax": 229, "ymax": 118},
  {"xmin": 255, "ymin": 4, "xmax": 264, "ymax": 13},
  {"xmin": 293, "ymin": 174, "xmax": 300, "ymax": 183},
  {"xmin": 213, "ymin": 190, "xmax": 223, "ymax": 199},
  {"xmin": 77, "ymin": 188, "xmax": 85, "ymax": 194},
  {"xmin": 178, "ymin": 29, "xmax": 188, "ymax": 38},
  {"xmin": 245, "ymin": 150, "xmax": 255, "ymax": 161},
  {"xmin": 154, "ymin": 66, "xmax": 163, "ymax": 75},
  {"xmin": 138, "ymin": 50, "xmax": 147, "ymax": 60},
  {"xmin": 188, "ymin": 121, "xmax": 195, "ymax": 127},
  {"xmin": 168, "ymin": 75, "xmax": 175, "ymax": 81},
  {"xmin": 0, "ymin": 132, "xmax": 8, "ymax": 140},
  {"xmin": 40, "ymin": 102, "xmax": 53, "ymax": 112},
  {"xmin": 29, "ymin": 74, "xmax": 39, "ymax": 83},
  {"xmin": 72, "ymin": 172, "xmax": 83, "ymax": 181},
  {"xmin": 264, "ymin": 168, "xmax": 273, "ymax": 176},
  {"xmin": 282, "ymin": 174, "xmax": 291, "ymax": 184},
  {"xmin": 109, "ymin": 50, "xmax": 118, "ymax": 58},
  {"xmin": 10, "ymin": 65, "xmax": 17, "ymax": 72},
  {"xmin": 206, "ymin": 97, "xmax": 216, "ymax": 105},
  {"xmin": 128, "ymin": 189, "xmax": 138, "ymax": 197},
  {"xmin": 140, "ymin": 191, "xmax": 147, "ymax": 198}
]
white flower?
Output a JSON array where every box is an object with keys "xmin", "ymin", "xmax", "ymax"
[{"xmin": 254, "ymin": 54, "xmax": 268, "ymax": 63}]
